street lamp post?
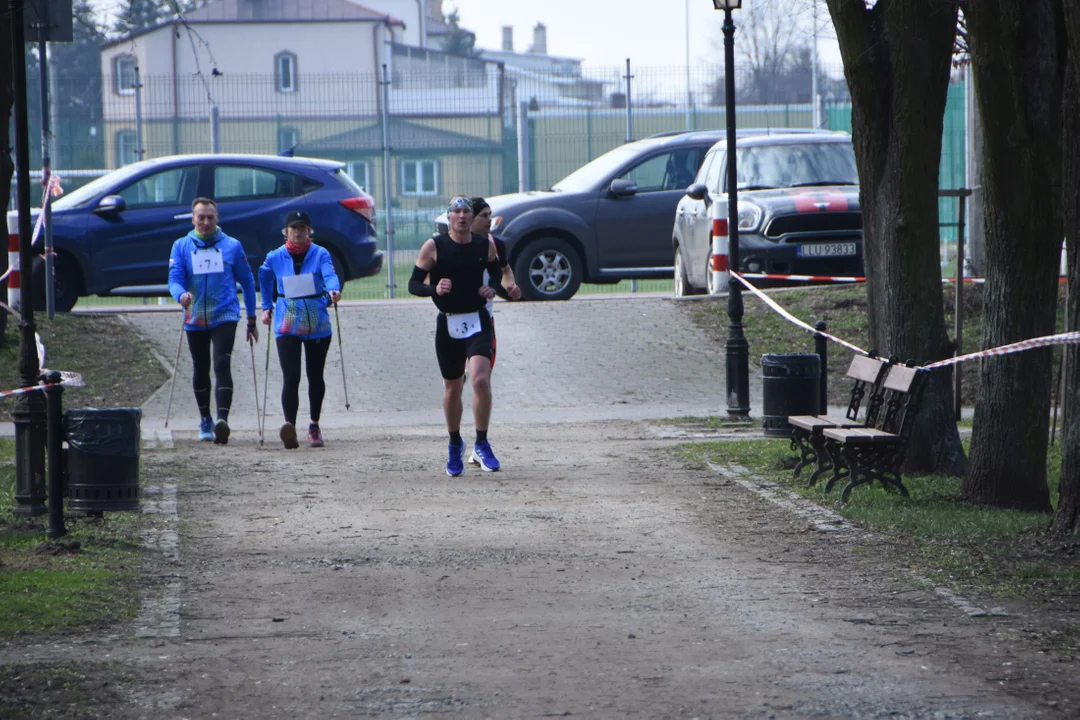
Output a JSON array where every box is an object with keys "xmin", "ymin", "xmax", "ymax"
[{"xmin": 715, "ymin": 0, "xmax": 750, "ymax": 418}]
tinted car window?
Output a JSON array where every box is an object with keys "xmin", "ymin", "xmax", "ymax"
[
  {"xmin": 694, "ymin": 150, "xmax": 717, "ymax": 185},
  {"xmin": 54, "ymin": 164, "xmax": 147, "ymax": 209},
  {"xmin": 619, "ymin": 148, "xmax": 704, "ymax": 193},
  {"xmin": 214, "ymin": 166, "xmax": 298, "ymax": 200},
  {"xmin": 733, "ymin": 142, "xmax": 858, "ymax": 190},
  {"xmin": 117, "ymin": 166, "xmax": 199, "ymax": 209},
  {"xmin": 330, "ymin": 168, "xmax": 360, "ymax": 194},
  {"xmin": 552, "ymin": 143, "xmax": 645, "ymax": 192}
]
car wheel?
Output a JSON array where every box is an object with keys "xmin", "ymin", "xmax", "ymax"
[
  {"xmin": 706, "ymin": 251, "xmax": 719, "ymax": 296},
  {"xmin": 513, "ymin": 238, "xmax": 582, "ymax": 301},
  {"xmin": 32, "ymin": 254, "xmax": 82, "ymax": 313},
  {"xmin": 674, "ymin": 246, "xmax": 690, "ymax": 297},
  {"xmin": 328, "ymin": 248, "xmax": 348, "ymax": 288}
]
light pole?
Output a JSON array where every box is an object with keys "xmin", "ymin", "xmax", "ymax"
[{"xmin": 714, "ymin": 0, "xmax": 749, "ymax": 418}]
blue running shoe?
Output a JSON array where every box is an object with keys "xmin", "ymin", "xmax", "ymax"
[
  {"xmin": 446, "ymin": 440, "xmax": 466, "ymax": 477},
  {"xmin": 198, "ymin": 416, "xmax": 214, "ymax": 442},
  {"xmin": 470, "ymin": 440, "xmax": 501, "ymax": 472}
]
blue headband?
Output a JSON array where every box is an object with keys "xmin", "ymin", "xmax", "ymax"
[{"xmin": 447, "ymin": 196, "xmax": 473, "ymax": 214}]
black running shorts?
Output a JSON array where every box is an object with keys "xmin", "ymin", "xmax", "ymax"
[{"xmin": 435, "ymin": 309, "xmax": 493, "ymax": 380}]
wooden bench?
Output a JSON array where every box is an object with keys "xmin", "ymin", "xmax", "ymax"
[
  {"xmin": 788, "ymin": 354, "xmax": 892, "ymax": 486},
  {"xmin": 821, "ymin": 362, "xmax": 928, "ymax": 502}
]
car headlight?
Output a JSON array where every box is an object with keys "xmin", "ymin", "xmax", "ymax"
[
  {"xmin": 737, "ymin": 201, "xmax": 763, "ymax": 233},
  {"xmin": 491, "ymin": 215, "xmax": 503, "ymax": 232}
]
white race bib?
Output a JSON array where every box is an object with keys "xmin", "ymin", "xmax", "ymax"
[
  {"xmin": 447, "ymin": 311, "xmax": 482, "ymax": 339},
  {"xmin": 283, "ymin": 273, "xmax": 317, "ymax": 299},
  {"xmin": 191, "ymin": 248, "xmax": 223, "ymax": 275}
]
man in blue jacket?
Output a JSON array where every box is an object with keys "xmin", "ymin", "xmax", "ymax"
[
  {"xmin": 258, "ymin": 210, "xmax": 341, "ymax": 449},
  {"xmin": 168, "ymin": 197, "xmax": 259, "ymax": 444}
]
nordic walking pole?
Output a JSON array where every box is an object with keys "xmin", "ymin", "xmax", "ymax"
[
  {"xmin": 260, "ymin": 312, "xmax": 271, "ymax": 446},
  {"xmin": 249, "ymin": 331, "xmax": 261, "ymax": 443},
  {"xmin": 163, "ymin": 313, "xmax": 186, "ymax": 428},
  {"xmin": 333, "ymin": 301, "xmax": 350, "ymax": 410}
]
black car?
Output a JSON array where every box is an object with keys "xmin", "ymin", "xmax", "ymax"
[
  {"xmin": 483, "ymin": 128, "xmax": 834, "ymax": 301},
  {"xmin": 672, "ymin": 133, "xmax": 862, "ymax": 296}
]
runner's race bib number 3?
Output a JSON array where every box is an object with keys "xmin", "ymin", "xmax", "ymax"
[
  {"xmin": 447, "ymin": 311, "xmax": 482, "ymax": 339},
  {"xmin": 283, "ymin": 273, "xmax": 317, "ymax": 299},
  {"xmin": 191, "ymin": 248, "xmax": 224, "ymax": 275}
]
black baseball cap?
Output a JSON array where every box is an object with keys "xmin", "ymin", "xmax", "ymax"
[{"xmin": 285, "ymin": 210, "xmax": 311, "ymax": 228}]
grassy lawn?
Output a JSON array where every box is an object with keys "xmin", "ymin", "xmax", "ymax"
[
  {"xmin": 672, "ymin": 424, "xmax": 1077, "ymax": 603},
  {"xmin": 682, "ymin": 281, "xmax": 1073, "ymax": 601},
  {"xmin": 0, "ymin": 437, "xmax": 146, "ymax": 639},
  {"xmin": 0, "ymin": 316, "xmax": 165, "ymax": 640},
  {"xmin": 0, "ymin": 314, "xmax": 168, "ymax": 423}
]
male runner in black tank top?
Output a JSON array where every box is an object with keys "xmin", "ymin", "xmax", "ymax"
[{"xmin": 408, "ymin": 195, "xmax": 503, "ymax": 477}]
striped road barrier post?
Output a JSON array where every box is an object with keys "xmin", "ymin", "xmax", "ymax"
[
  {"xmin": 6, "ymin": 211, "xmax": 20, "ymax": 313},
  {"xmin": 710, "ymin": 202, "xmax": 729, "ymax": 295}
]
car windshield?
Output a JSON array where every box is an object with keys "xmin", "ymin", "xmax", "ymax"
[
  {"xmin": 52, "ymin": 164, "xmax": 148, "ymax": 210},
  {"xmin": 552, "ymin": 143, "xmax": 651, "ymax": 192},
  {"xmin": 734, "ymin": 141, "xmax": 858, "ymax": 191}
]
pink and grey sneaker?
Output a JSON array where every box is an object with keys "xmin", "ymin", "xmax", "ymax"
[{"xmin": 308, "ymin": 423, "xmax": 325, "ymax": 448}]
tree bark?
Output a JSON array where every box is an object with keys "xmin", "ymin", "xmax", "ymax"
[
  {"xmin": 964, "ymin": 0, "xmax": 1064, "ymax": 511},
  {"xmin": 1053, "ymin": 0, "xmax": 1080, "ymax": 532},
  {"xmin": 827, "ymin": 0, "xmax": 965, "ymax": 476}
]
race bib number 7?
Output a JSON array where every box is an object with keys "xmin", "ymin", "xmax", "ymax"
[
  {"xmin": 191, "ymin": 248, "xmax": 224, "ymax": 275},
  {"xmin": 447, "ymin": 311, "xmax": 482, "ymax": 339}
]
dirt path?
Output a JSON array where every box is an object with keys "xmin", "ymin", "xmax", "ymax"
[
  {"xmin": 117, "ymin": 422, "xmax": 1071, "ymax": 717},
  {"xmin": 4, "ymin": 297, "xmax": 1076, "ymax": 718}
]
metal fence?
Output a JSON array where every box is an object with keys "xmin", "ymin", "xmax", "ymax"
[{"xmin": 8, "ymin": 62, "xmax": 972, "ymax": 304}]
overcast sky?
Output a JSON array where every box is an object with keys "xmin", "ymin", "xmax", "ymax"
[
  {"xmin": 94, "ymin": 0, "xmax": 845, "ymax": 74},
  {"xmin": 447, "ymin": 0, "xmax": 843, "ymax": 73}
]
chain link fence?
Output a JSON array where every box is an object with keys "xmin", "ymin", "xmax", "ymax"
[{"xmin": 9, "ymin": 62, "xmax": 970, "ymax": 304}]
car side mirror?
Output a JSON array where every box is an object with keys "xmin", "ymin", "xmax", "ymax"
[
  {"xmin": 608, "ymin": 178, "xmax": 638, "ymax": 198},
  {"xmin": 686, "ymin": 183, "xmax": 709, "ymax": 202},
  {"xmin": 95, "ymin": 195, "xmax": 126, "ymax": 214}
]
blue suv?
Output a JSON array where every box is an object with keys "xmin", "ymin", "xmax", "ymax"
[{"xmin": 12, "ymin": 154, "xmax": 382, "ymax": 311}]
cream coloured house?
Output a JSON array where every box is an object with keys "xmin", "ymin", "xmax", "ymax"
[
  {"xmin": 99, "ymin": 0, "xmax": 507, "ymax": 206},
  {"xmin": 99, "ymin": 0, "xmax": 410, "ymax": 165}
]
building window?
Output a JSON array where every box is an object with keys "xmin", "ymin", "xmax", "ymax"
[
  {"xmin": 116, "ymin": 130, "xmax": 139, "ymax": 166},
  {"xmin": 347, "ymin": 161, "xmax": 370, "ymax": 191},
  {"xmin": 401, "ymin": 159, "xmax": 438, "ymax": 196},
  {"xmin": 275, "ymin": 51, "xmax": 297, "ymax": 93},
  {"xmin": 278, "ymin": 127, "xmax": 299, "ymax": 154},
  {"xmin": 115, "ymin": 56, "xmax": 137, "ymax": 96}
]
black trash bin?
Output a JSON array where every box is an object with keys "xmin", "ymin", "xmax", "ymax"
[
  {"xmin": 761, "ymin": 353, "xmax": 821, "ymax": 438},
  {"xmin": 65, "ymin": 408, "xmax": 142, "ymax": 512}
]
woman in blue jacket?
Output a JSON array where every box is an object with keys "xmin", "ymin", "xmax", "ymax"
[
  {"xmin": 168, "ymin": 197, "xmax": 259, "ymax": 445},
  {"xmin": 259, "ymin": 211, "xmax": 342, "ymax": 449}
]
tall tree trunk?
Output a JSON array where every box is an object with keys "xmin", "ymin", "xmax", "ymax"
[
  {"xmin": 1053, "ymin": 0, "xmax": 1080, "ymax": 532},
  {"xmin": 965, "ymin": 0, "xmax": 1064, "ymax": 511},
  {"xmin": 827, "ymin": 0, "xmax": 965, "ymax": 476}
]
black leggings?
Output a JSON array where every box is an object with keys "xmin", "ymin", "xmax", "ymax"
[
  {"xmin": 187, "ymin": 322, "xmax": 237, "ymax": 420},
  {"xmin": 276, "ymin": 335, "xmax": 332, "ymax": 425}
]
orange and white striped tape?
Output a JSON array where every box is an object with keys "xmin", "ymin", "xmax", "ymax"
[
  {"xmin": 732, "ymin": 271, "xmax": 872, "ymax": 356},
  {"xmin": 733, "ymin": 271, "xmax": 1078, "ymax": 370},
  {"xmin": 923, "ymin": 331, "xmax": 1080, "ymax": 369}
]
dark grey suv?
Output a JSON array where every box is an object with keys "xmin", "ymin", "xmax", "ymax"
[{"xmin": 484, "ymin": 129, "xmax": 829, "ymax": 301}]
